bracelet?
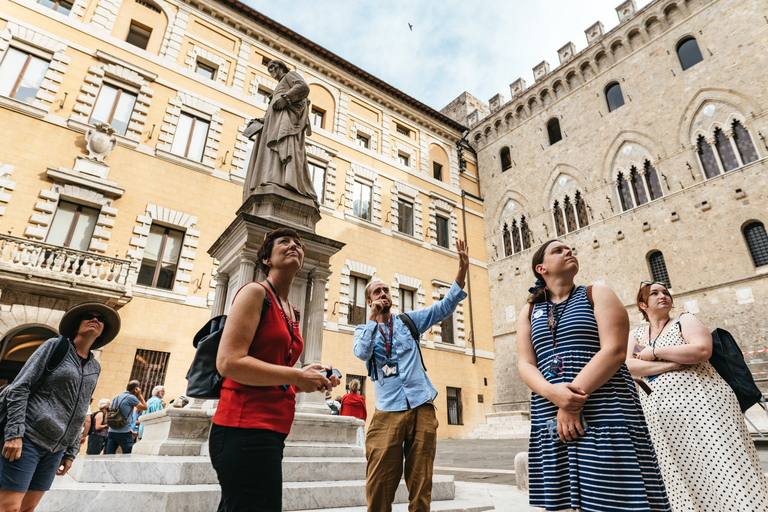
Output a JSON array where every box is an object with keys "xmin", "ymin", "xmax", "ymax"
[{"xmin": 652, "ymin": 346, "xmax": 656, "ymax": 359}]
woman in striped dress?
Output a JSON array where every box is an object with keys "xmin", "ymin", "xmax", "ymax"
[{"xmin": 517, "ymin": 240, "xmax": 670, "ymax": 512}]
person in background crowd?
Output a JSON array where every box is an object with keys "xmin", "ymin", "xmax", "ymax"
[
  {"xmin": 0, "ymin": 302, "xmax": 120, "ymax": 511},
  {"xmin": 627, "ymin": 281, "xmax": 768, "ymax": 510},
  {"xmin": 105, "ymin": 380, "xmax": 147, "ymax": 455},
  {"xmin": 325, "ymin": 393, "xmax": 340, "ymax": 415},
  {"xmin": 138, "ymin": 386, "xmax": 165, "ymax": 439},
  {"xmin": 86, "ymin": 399, "xmax": 111, "ymax": 455},
  {"xmin": 517, "ymin": 240, "xmax": 670, "ymax": 512},
  {"xmin": 353, "ymin": 239, "xmax": 469, "ymax": 512},
  {"xmin": 80, "ymin": 398, "xmax": 93, "ymax": 448},
  {"xmin": 210, "ymin": 227, "xmax": 341, "ymax": 512},
  {"xmin": 339, "ymin": 379, "xmax": 367, "ymax": 421}
]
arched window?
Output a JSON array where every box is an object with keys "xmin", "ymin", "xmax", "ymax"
[
  {"xmin": 500, "ymin": 146, "xmax": 512, "ymax": 171},
  {"xmin": 563, "ymin": 196, "xmax": 577, "ymax": 232},
  {"xmin": 648, "ymin": 251, "xmax": 671, "ymax": 288},
  {"xmin": 547, "ymin": 118, "xmax": 562, "ymax": 145},
  {"xmin": 605, "ymin": 83, "xmax": 625, "ymax": 112},
  {"xmin": 677, "ymin": 37, "xmax": 703, "ymax": 71},
  {"xmin": 575, "ymin": 191, "xmax": 589, "ymax": 228},
  {"xmin": 511, "ymin": 220, "xmax": 522, "ymax": 254},
  {"xmin": 502, "ymin": 223, "xmax": 512, "ymax": 257},
  {"xmin": 553, "ymin": 201, "xmax": 566, "ymax": 237},
  {"xmin": 644, "ymin": 161, "xmax": 663, "ymax": 200},
  {"xmin": 629, "ymin": 167, "xmax": 648, "ymax": 206},
  {"xmin": 697, "ymin": 135, "xmax": 719, "ymax": 179},
  {"xmin": 521, "ymin": 216, "xmax": 532, "ymax": 250},
  {"xmin": 616, "ymin": 172, "xmax": 633, "ymax": 211},
  {"xmin": 743, "ymin": 222, "xmax": 768, "ymax": 267},
  {"xmin": 732, "ymin": 121, "xmax": 758, "ymax": 165},
  {"xmin": 714, "ymin": 128, "xmax": 738, "ymax": 172}
]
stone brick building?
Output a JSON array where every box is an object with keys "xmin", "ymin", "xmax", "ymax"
[
  {"xmin": 453, "ymin": 0, "xmax": 768, "ymax": 419},
  {"xmin": 0, "ymin": 0, "xmax": 494, "ymax": 438}
]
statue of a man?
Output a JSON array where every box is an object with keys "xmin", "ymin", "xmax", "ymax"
[{"xmin": 243, "ymin": 60, "xmax": 317, "ymax": 204}]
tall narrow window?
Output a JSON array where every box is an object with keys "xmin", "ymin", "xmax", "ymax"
[
  {"xmin": 397, "ymin": 199, "xmax": 414, "ymax": 236},
  {"xmin": 648, "ymin": 251, "xmax": 672, "ymax": 288},
  {"xmin": 352, "ymin": 181, "xmax": 372, "ymax": 221},
  {"xmin": 575, "ymin": 192, "xmax": 589, "ymax": 228},
  {"xmin": 553, "ymin": 201, "xmax": 566, "ymax": 237},
  {"xmin": 697, "ymin": 136, "xmax": 719, "ymax": 179},
  {"xmin": 129, "ymin": 349, "xmax": 170, "ymax": 397},
  {"xmin": 310, "ymin": 108, "xmax": 325, "ymax": 129},
  {"xmin": 171, "ymin": 113, "xmax": 209, "ymax": 162},
  {"xmin": 400, "ymin": 288, "xmax": 414, "ymax": 313},
  {"xmin": 511, "ymin": 220, "xmax": 522, "ymax": 254},
  {"xmin": 644, "ymin": 161, "xmax": 663, "ymax": 200},
  {"xmin": 126, "ymin": 22, "xmax": 151, "ymax": 50},
  {"xmin": 677, "ymin": 37, "xmax": 703, "ymax": 70},
  {"xmin": 137, "ymin": 224, "xmax": 184, "ymax": 290},
  {"xmin": 629, "ymin": 167, "xmax": 648, "ymax": 206},
  {"xmin": 38, "ymin": 0, "xmax": 73, "ymax": 15},
  {"xmin": 743, "ymin": 222, "xmax": 768, "ymax": 268},
  {"xmin": 521, "ymin": 216, "xmax": 532, "ymax": 250},
  {"xmin": 256, "ymin": 87, "xmax": 271, "ymax": 105},
  {"xmin": 46, "ymin": 201, "xmax": 99, "ymax": 252},
  {"xmin": 433, "ymin": 162, "xmax": 443, "ymax": 181},
  {"xmin": 500, "ymin": 147, "xmax": 512, "ymax": 171},
  {"xmin": 732, "ymin": 121, "xmax": 758, "ymax": 165},
  {"xmin": 605, "ymin": 83, "xmax": 625, "ymax": 112},
  {"xmin": 348, "ymin": 275, "xmax": 367, "ymax": 325},
  {"xmin": 446, "ymin": 387, "xmax": 463, "ymax": 425},
  {"xmin": 441, "ymin": 313, "xmax": 454, "ymax": 344},
  {"xmin": 563, "ymin": 196, "xmax": 577, "ymax": 232},
  {"xmin": 436, "ymin": 215, "xmax": 449, "ymax": 249},
  {"xmin": 547, "ymin": 118, "xmax": 562, "ymax": 145},
  {"xmin": 0, "ymin": 48, "xmax": 50, "ymax": 104},
  {"xmin": 616, "ymin": 172, "xmax": 634, "ymax": 211},
  {"xmin": 195, "ymin": 61, "xmax": 216, "ymax": 80},
  {"xmin": 89, "ymin": 83, "xmax": 137, "ymax": 136},
  {"xmin": 714, "ymin": 128, "xmax": 738, "ymax": 172},
  {"xmin": 355, "ymin": 133, "xmax": 369, "ymax": 149},
  {"xmin": 308, "ymin": 162, "xmax": 326, "ymax": 203},
  {"xmin": 502, "ymin": 223, "xmax": 512, "ymax": 256}
]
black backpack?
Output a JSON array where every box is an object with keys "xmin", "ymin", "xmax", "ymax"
[
  {"xmin": 185, "ymin": 295, "xmax": 272, "ymax": 399},
  {"xmin": 367, "ymin": 313, "xmax": 427, "ymax": 381},
  {"xmin": 708, "ymin": 328, "xmax": 763, "ymax": 413}
]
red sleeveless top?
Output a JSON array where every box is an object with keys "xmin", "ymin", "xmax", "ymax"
[{"xmin": 212, "ymin": 282, "xmax": 304, "ymax": 434}]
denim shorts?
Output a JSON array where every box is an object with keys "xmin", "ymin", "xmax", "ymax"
[{"xmin": 0, "ymin": 437, "xmax": 65, "ymax": 492}]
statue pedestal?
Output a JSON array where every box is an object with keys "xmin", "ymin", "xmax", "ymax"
[
  {"xmin": 131, "ymin": 407, "xmax": 213, "ymax": 456},
  {"xmin": 238, "ymin": 184, "xmax": 320, "ymax": 232}
]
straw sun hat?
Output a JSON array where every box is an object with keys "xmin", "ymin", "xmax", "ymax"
[{"xmin": 58, "ymin": 302, "xmax": 121, "ymax": 350}]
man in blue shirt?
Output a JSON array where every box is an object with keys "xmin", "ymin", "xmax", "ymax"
[
  {"xmin": 138, "ymin": 385, "xmax": 165, "ymax": 439},
  {"xmin": 105, "ymin": 380, "xmax": 147, "ymax": 454},
  {"xmin": 353, "ymin": 240, "xmax": 469, "ymax": 512}
]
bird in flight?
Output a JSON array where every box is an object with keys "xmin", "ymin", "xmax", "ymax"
[{"xmin": 408, "ymin": 23, "xmax": 413, "ymax": 31}]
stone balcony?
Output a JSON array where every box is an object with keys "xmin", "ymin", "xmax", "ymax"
[{"xmin": 0, "ymin": 234, "xmax": 134, "ymax": 306}]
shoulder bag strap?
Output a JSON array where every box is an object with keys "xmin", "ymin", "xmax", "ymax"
[{"xmin": 399, "ymin": 313, "xmax": 427, "ymax": 372}]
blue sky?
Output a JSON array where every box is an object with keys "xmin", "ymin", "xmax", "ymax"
[{"xmin": 239, "ymin": 0, "xmax": 651, "ymax": 111}]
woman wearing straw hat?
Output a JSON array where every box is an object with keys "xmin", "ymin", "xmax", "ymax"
[{"xmin": 0, "ymin": 302, "xmax": 120, "ymax": 512}]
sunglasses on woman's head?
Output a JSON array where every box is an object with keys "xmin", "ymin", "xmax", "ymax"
[
  {"xmin": 638, "ymin": 281, "xmax": 666, "ymax": 293},
  {"xmin": 82, "ymin": 313, "xmax": 107, "ymax": 323}
]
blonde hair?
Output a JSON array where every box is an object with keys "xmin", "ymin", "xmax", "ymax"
[{"xmin": 349, "ymin": 379, "xmax": 361, "ymax": 394}]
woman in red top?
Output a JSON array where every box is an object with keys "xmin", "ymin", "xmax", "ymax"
[
  {"xmin": 339, "ymin": 379, "xmax": 367, "ymax": 421},
  {"xmin": 209, "ymin": 227, "xmax": 341, "ymax": 512}
]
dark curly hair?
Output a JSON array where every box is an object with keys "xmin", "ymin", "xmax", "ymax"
[{"xmin": 256, "ymin": 227, "xmax": 305, "ymax": 276}]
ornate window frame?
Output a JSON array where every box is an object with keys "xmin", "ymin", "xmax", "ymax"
[
  {"xmin": 345, "ymin": 163, "xmax": 382, "ymax": 225},
  {"xmin": 186, "ymin": 45, "xmax": 228, "ymax": 85},
  {"xmin": 350, "ymin": 121, "xmax": 378, "ymax": 152},
  {"xmin": 390, "ymin": 181, "xmax": 424, "ymax": 240},
  {"xmin": 391, "ymin": 140, "xmax": 417, "ymax": 170},
  {"xmin": 156, "ymin": 92, "xmax": 223, "ymax": 171},
  {"xmin": 430, "ymin": 279, "xmax": 466, "ymax": 349},
  {"xmin": 391, "ymin": 273, "xmax": 425, "ymax": 315},
  {"xmin": 428, "ymin": 194, "xmax": 457, "ymax": 250},
  {"xmin": 338, "ymin": 259, "xmax": 376, "ymax": 327},
  {"xmin": 306, "ymin": 140, "xmax": 338, "ymax": 208},
  {"xmin": 0, "ymin": 164, "xmax": 17, "ymax": 218}
]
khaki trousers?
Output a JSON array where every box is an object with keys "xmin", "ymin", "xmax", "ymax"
[{"xmin": 364, "ymin": 404, "xmax": 439, "ymax": 512}]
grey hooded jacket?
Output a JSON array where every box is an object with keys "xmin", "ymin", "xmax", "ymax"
[{"xmin": 3, "ymin": 336, "xmax": 100, "ymax": 460}]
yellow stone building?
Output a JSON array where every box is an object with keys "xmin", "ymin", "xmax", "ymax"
[{"xmin": 0, "ymin": 0, "xmax": 493, "ymax": 437}]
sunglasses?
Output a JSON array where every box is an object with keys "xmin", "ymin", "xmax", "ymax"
[
  {"xmin": 82, "ymin": 313, "xmax": 107, "ymax": 323},
  {"xmin": 638, "ymin": 281, "xmax": 666, "ymax": 293}
]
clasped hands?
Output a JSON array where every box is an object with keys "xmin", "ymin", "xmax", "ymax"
[{"xmin": 549, "ymin": 382, "xmax": 589, "ymax": 443}]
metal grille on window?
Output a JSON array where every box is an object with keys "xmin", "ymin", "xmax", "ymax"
[
  {"xmin": 714, "ymin": 128, "xmax": 738, "ymax": 172},
  {"xmin": 575, "ymin": 192, "xmax": 589, "ymax": 228},
  {"xmin": 129, "ymin": 349, "xmax": 170, "ymax": 396},
  {"xmin": 502, "ymin": 223, "xmax": 512, "ymax": 256},
  {"xmin": 553, "ymin": 201, "xmax": 566, "ymax": 237},
  {"xmin": 649, "ymin": 251, "xmax": 672, "ymax": 288},
  {"xmin": 446, "ymin": 387, "xmax": 463, "ymax": 425},
  {"xmin": 644, "ymin": 161, "xmax": 663, "ymax": 200},
  {"xmin": 345, "ymin": 373, "xmax": 367, "ymax": 396},
  {"xmin": 744, "ymin": 222, "xmax": 768, "ymax": 267},
  {"xmin": 563, "ymin": 196, "xmax": 577, "ymax": 233},
  {"xmin": 732, "ymin": 121, "xmax": 758, "ymax": 165},
  {"xmin": 697, "ymin": 136, "xmax": 720, "ymax": 179}
]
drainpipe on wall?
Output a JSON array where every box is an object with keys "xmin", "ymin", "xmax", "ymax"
[{"xmin": 461, "ymin": 190, "xmax": 476, "ymax": 364}]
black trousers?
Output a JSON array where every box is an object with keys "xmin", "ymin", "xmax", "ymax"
[{"xmin": 209, "ymin": 423, "xmax": 287, "ymax": 512}]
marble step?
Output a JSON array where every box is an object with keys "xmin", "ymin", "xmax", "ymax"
[
  {"xmin": 285, "ymin": 441, "xmax": 365, "ymax": 458},
  {"xmin": 291, "ymin": 499, "xmax": 494, "ymax": 512},
  {"xmin": 38, "ymin": 474, "xmax": 456, "ymax": 512},
  {"xmin": 70, "ymin": 455, "xmax": 366, "ymax": 485}
]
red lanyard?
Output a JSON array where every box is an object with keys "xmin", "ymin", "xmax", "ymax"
[{"xmin": 377, "ymin": 317, "xmax": 393, "ymax": 361}]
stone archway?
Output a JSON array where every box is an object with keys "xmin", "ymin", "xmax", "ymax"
[{"xmin": 0, "ymin": 324, "xmax": 57, "ymax": 384}]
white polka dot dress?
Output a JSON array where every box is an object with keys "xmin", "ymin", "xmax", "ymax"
[{"xmin": 634, "ymin": 319, "xmax": 768, "ymax": 511}]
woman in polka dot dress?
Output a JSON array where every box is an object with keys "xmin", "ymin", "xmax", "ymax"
[{"xmin": 627, "ymin": 282, "xmax": 768, "ymax": 511}]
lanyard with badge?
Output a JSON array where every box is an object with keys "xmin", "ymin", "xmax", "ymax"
[
  {"xmin": 378, "ymin": 318, "xmax": 399, "ymax": 380},
  {"xmin": 544, "ymin": 286, "xmax": 575, "ymax": 378}
]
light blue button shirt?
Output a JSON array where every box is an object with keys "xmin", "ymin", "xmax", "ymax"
[{"xmin": 353, "ymin": 281, "xmax": 467, "ymax": 412}]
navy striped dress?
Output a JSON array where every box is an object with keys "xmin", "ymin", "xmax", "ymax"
[{"xmin": 528, "ymin": 286, "xmax": 670, "ymax": 512}]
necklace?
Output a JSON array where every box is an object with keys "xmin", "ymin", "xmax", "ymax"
[
  {"xmin": 266, "ymin": 279, "xmax": 296, "ymax": 365},
  {"xmin": 648, "ymin": 317, "xmax": 671, "ymax": 348}
]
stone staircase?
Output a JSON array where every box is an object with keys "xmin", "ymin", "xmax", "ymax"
[
  {"xmin": 464, "ymin": 411, "xmax": 531, "ymax": 440},
  {"xmin": 38, "ymin": 410, "xmax": 494, "ymax": 512}
]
